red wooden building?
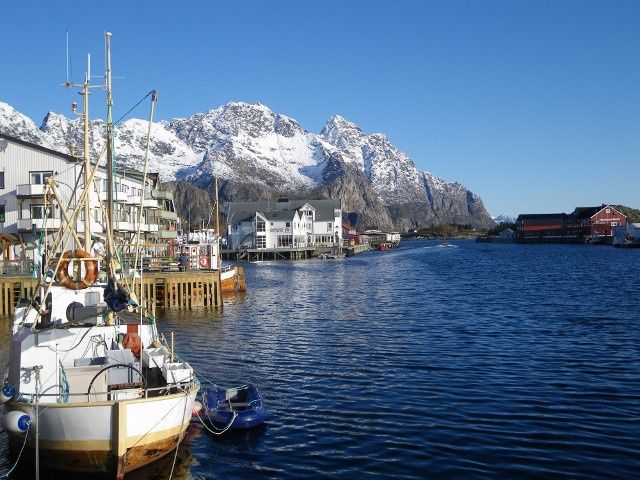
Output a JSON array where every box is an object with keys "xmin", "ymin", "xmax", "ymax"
[
  {"xmin": 570, "ymin": 205, "xmax": 627, "ymax": 236},
  {"xmin": 516, "ymin": 204, "xmax": 627, "ymax": 241}
]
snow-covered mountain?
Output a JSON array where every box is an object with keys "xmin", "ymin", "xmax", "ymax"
[
  {"xmin": 493, "ymin": 214, "xmax": 516, "ymax": 224},
  {"xmin": 0, "ymin": 100, "xmax": 494, "ymax": 230}
]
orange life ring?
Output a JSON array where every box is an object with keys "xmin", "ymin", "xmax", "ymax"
[{"xmin": 57, "ymin": 249, "xmax": 98, "ymax": 290}]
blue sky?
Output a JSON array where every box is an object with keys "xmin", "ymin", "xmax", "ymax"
[{"xmin": 1, "ymin": 1, "xmax": 638, "ymax": 215}]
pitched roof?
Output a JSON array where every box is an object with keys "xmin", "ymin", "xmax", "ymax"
[
  {"xmin": 572, "ymin": 205, "xmax": 626, "ymax": 219},
  {"xmin": 225, "ymin": 199, "xmax": 341, "ymax": 223},
  {"xmin": 516, "ymin": 213, "xmax": 568, "ymax": 225}
]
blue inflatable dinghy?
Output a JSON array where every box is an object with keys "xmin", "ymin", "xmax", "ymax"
[{"xmin": 202, "ymin": 384, "xmax": 266, "ymax": 430}]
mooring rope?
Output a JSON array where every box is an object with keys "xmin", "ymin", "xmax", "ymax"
[{"xmin": 194, "ymin": 408, "xmax": 237, "ymax": 436}]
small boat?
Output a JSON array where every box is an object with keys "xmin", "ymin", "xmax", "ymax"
[
  {"xmin": 318, "ymin": 252, "xmax": 345, "ymax": 259},
  {"xmin": 201, "ymin": 385, "xmax": 266, "ymax": 430},
  {"xmin": 378, "ymin": 244, "xmax": 389, "ymax": 251},
  {"xmin": 220, "ymin": 265, "xmax": 247, "ymax": 293}
]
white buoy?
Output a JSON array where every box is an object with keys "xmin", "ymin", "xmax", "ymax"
[
  {"xmin": 0, "ymin": 385, "xmax": 15, "ymax": 404},
  {"xmin": 2, "ymin": 410, "xmax": 31, "ymax": 433}
]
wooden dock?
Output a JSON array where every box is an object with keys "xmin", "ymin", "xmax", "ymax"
[
  {"xmin": 221, "ymin": 246, "xmax": 354, "ymax": 261},
  {"xmin": 0, "ymin": 270, "xmax": 222, "ymax": 317}
]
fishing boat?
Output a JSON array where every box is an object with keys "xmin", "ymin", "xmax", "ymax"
[
  {"xmin": 179, "ymin": 229, "xmax": 246, "ymax": 293},
  {"xmin": 0, "ymin": 33, "xmax": 198, "ymax": 479},
  {"xmin": 318, "ymin": 251, "xmax": 346, "ymax": 260},
  {"xmin": 201, "ymin": 385, "xmax": 266, "ymax": 430},
  {"xmin": 178, "ymin": 172, "xmax": 247, "ymax": 294}
]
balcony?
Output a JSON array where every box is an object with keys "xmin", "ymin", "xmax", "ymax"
[
  {"xmin": 151, "ymin": 189, "xmax": 174, "ymax": 201},
  {"xmin": 114, "ymin": 221, "xmax": 134, "ymax": 232},
  {"xmin": 16, "ymin": 184, "xmax": 46, "ymax": 197},
  {"xmin": 129, "ymin": 222, "xmax": 159, "ymax": 233},
  {"xmin": 153, "ymin": 209, "xmax": 178, "ymax": 221},
  {"xmin": 115, "ymin": 192, "xmax": 130, "ymax": 203},
  {"xmin": 126, "ymin": 195, "xmax": 159, "ymax": 209},
  {"xmin": 158, "ymin": 229, "xmax": 178, "ymax": 239},
  {"xmin": 18, "ymin": 218, "xmax": 61, "ymax": 231}
]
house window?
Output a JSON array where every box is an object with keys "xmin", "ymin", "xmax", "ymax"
[
  {"xmin": 30, "ymin": 204, "xmax": 48, "ymax": 219},
  {"xmin": 605, "ymin": 208, "xmax": 610, "ymax": 214},
  {"xmin": 0, "ymin": 205, "xmax": 5, "ymax": 222},
  {"xmin": 0, "ymin": 172, "xmax": 4, "ymax": 189},
  {"xmin": 30, "ymin": 171, "xmax": 53, "ymax": 185},
  {"xmin": 277, "ymin": 235, "xmax": 292, "ymax": 247},
  {"xmin": 327, "ymin": 223, "xmax": 332, "ymax": 232},
  {"xmin": 257, "ymin": 221, "xmax": 265, "ymax": 232},
  {"xmin": 103, "ymin": 179, "xmax": 108, "ymax": 192},
  {"xmin": 256, "ymin": 236, "xmax": 266, "ymax": 249},
  {"xmin": 286, "ymin": 222, "xmax": 290, "ymax": 228}
]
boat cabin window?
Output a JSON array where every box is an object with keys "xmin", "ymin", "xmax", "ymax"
[
  {"xmin": 30, "ymin": 171, "xmax": 53, "ymax": 185},
  {"xmin": 0, "ymin": 205, "xmax": 5, "ymax": 223}
]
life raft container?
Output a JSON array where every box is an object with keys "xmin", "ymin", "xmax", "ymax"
[{"xmin": 57, "ymin": 250, "xmax": 98, "ymax": 290}]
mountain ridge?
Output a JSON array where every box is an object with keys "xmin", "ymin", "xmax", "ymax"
[{"xmin": 0, "ymin": 99, "xmax": 494, "ymax": 230}]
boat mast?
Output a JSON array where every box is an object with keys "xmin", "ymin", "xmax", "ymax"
[
  {"xmin": 215, "ymin": 176, "xmax": 221, "ymax": 269},
  {"xmin": 105, "ymin": 32, "xmax": 114, "ymax": 255},
  {"xmin": 82, "ymin": 53, "xmax": 91, "ymax": 251}
]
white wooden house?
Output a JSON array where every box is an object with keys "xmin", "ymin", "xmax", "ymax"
[{"xmin": 225, "ymin": 199, "xmax": 342, "ymax": 250}]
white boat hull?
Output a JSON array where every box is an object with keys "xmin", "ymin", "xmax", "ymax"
[{"xmin": 6, "ymin": 387, "xmax": 198, "ymax": 476}]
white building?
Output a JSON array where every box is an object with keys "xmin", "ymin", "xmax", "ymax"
[
  {"xmin": 225, "ymin": 199, "xmax": 342, "ymax": 250},
  {"xmin": 0, "ymin": 133, "xmax": 178, "ymax": 267}
]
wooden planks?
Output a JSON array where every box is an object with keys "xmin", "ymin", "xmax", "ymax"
[
  {"xmin": 0, "ymin": 276, "xmax": 37, "ymax": 317},
  {"xmin": 0, "ymin": 271, "xmax": 222, "ymax": 317}
]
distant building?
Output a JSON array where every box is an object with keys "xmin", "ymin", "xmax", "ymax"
[
  {"xmin": 515, "ymin": 213, "xmax": 569, "ymax": 239},
  {"xmin": 613, "ymin": 223, "xmax": 640, "ymax": 248},
  {"xmin": 342, "ymin": 223, "xmax": 357, "ymax": 236},
  {"xmin": 0, "ymin": 133, "xmax": 178, "ymax": 264},
  {"xmin": 498, "ymin": 228, "xmax": 516, "ymax": 240},
  {"xmin": 225, "ymin": 198, "xmax": 342, "ymax": 250},
  {"xmin": 516, "ymin": 204, "xmax": 627, "ymax": 241},
  {"xmin": 569, "ymin": 205, "xmax": 626, "ymax": 237}
]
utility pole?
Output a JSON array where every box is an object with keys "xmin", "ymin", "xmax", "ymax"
[{"xmin": 105, "ymin": 32, "xmax": 114, "ymax": 244}]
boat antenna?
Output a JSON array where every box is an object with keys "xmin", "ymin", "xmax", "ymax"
[{"xmin": 65, "ymin": 29, "xmax": 72, "ymax": 85}]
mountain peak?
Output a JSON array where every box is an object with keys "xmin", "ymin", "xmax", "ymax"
[{"xmin": 0, "ymin": 99, "xmax": 494, "ymax": 229}]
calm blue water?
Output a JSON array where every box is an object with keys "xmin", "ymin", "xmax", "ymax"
[{"xmin": 2, "ymin": 240, "xmax": 640, "ymax": 479}]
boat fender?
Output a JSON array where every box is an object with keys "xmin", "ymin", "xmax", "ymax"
[
  {"xmin": 2, "ymin": 410, "xmax": 31, "ymax": 433},
  {"xmin": 0, "ymin": 385, "xmax": 15, "ymax": 404}
]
